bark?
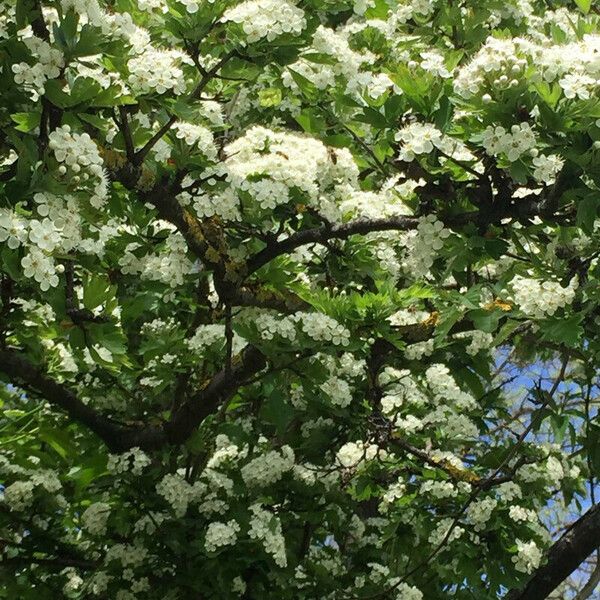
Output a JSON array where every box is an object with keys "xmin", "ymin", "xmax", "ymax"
[{"xmin": 506, "ymin": 504, "xmax": 600, "ymax": 600}]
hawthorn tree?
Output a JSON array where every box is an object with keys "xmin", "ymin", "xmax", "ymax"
[{"xmin": 2, "ymin": 0, "xmax": 600, "ymax": 597}]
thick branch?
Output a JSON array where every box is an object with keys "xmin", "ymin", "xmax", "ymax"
[
  {"xmin": 0, "ymin": 344, "xmax": 265, "ymax": 453},
  {"xmin": 506, "ymin": 504, "xmax": 600, "ymax": 600},
  {"xmin": 164, "ymin": 345, "xmax": 266, "ymax": 445},
  {"xmin": 573, "ymin": 559, "xmax": 600, "ymax": 600},
  {"xmin": 0, "ymin": 556, "xmax": 98, "ymax": 570},
  {"xmin": 245, "ymin": 189, "xmax": 577, "ymax": 277},
  {"xmin": 246, "ymin": 216, "xmax": 420, "ymax": 275},
  {"xmin": 0, "ymin": 349, "xmax": 126, "ymax": 451}
]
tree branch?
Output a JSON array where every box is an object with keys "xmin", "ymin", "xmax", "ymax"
[
  {"xmin": 164, "ymin": 345, "xmax": 266, "ymax": 445},
  {"xmin": 134, "ymin": 50, "xmax": 235, "ymax": 165},
  {"xmin": 0, "ymin": 349, "xmax": 127, "ymax": 451},
  {"xmin": 506, "ymin": 504, "xmax": 600, "ymax": 600},
  {"xmin": 573, "ymin": 558, "xmax": 600, "ymax": 600},
  {"xmin": 246, "ymin": 216, "xmax": 421, "ymax": 275}
]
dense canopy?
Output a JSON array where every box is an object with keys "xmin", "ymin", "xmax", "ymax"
[{"xmin": 1, "ymin": 0, "xmax": 600, "ymax": 598}]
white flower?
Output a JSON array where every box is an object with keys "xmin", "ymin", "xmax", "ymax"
[
  {"xmin": 241, "ymin": 446, "xmax": 295, "ymax": 487},
  {"xmin": 336, "ymin": 440, "xmax": 384, "ymax": 469},
  {"xmin": 248, "ymin": 503, "xmax": 287, "ymax": 567},
  {"xmin": 322, "ymin": 376, "xmax": 352, "ymax": 407},
  {"xmin": 467, "ymin": 497, "xmax": 497, "ymax": 531},
  {"xmin": 293, "ymin": 312, "xmax": 351, "ymax": 346},
  {"xmin": 127, "ymin": 48, "xmax": 190, "ymax": 95},
  {"xmin": 81, "ymin": 502, "xmax": 111, "ymax": 535},
  {"xmin": 509, "ymin": 275, "xmax": 578, "ymax": 318},
  {"xmin": 2, "ymin": 481, "xmax": 35, "ymax": 511},
  {"xmin": 532, "ymin": 154, "xmax": 564, "ymax": 184},
  {"xmin": 21, "ymin": 248, "xmax": 59, "ymax": 291},
  {"xmin": 222, "ymin": 0, "xmax": 306, "ymax": 44},
  {"xmin": 420, "ymin": 51, "xmax": 452, "ymax": 78},
  {"xmin": 512, "ymin": 539, "xmax": 542, "ymax": 574},
  {"xmin": 559, "ymin": 72, "xmax": 595, "ymax": 100},
  {"xmin": 481, "ymin": 123, "xmax": 537, "ymax": 162},
  {"xmin": 173, "ymin": 122, "xmax": 217, "ymax": 160},
  {"xmin": 395, "ymin": 123, "xmax": 444, "ymax": 162},
  {"xmin": 205, "ymin": 520, "xmax": 240, "ymax": 553},
  {"xmin": 509, "ymin": 505, "xmax": 537, "ymax": 523},
  {"xmin": 0, "ymin": 209, "xmax": 28, "ymax": 249}
]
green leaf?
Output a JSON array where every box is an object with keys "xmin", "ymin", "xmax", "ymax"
[
  {"xmin": 83, "ymin": 274, "xmax": 112, "ymax": 311},
  {"xmin": 576, "ymin": 195, "xmax": 599, "ymax": 235},
  {"xmin": 71, "ymin": 24, "xmax": 104, "ymax": 58},
  {"xmin": 287, "ymin": 68, "xmax": 319, "ymax": 99},
  {"xmin": 10, "ymin": 112, "xmax": 40, "ymax": 133},
  {"xmin": 260, "ymin": 389, "xmax": 295, "ymax": 435},
  {"xmin": 38, "ymin": 427, "xmax": 75, "ymax": 461},
  {"xmin": 468, "ymin": 309, "xmax": 502, "ymax": 333},
  {"xmin": 294, "ymin": 108, "xmax": 326, "ymax": 134},
  {"xmin": 16, "ymin": 0, "xmax": 36, "ymax": 29},
  {"xmin": 43, "ymin": 80, "xmax": 75, "ymax": 109},
  {"xmin": 434, "ymin": 307, "xmax": 463, "ymax": 342},
  {"xmin": 0, "ymin": 247, "xmax": 22, "ymax": 281},
  {"xmin": 356, "ymin": 107, "xmax": 388, "ymax": 129},
  {"xmin": 575, "ymin": 0, "xmax": 591, "ymax": 14},
  {"xmin": 302, "ymin": 52, "xmax": 338, "ymax": 65},
  {"xmin": 508, "ymin": 160, "xmax": 529, "ymax": 185},
  {"xmin": 258, "ymin": 88, "xmax": 282, "ymax": 107},
  {"xmin": 540, "ymin": 314, "xmax": 584, "ymax": 347}
]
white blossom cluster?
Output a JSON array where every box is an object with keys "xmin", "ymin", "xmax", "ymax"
[
  {"xmin": 396, "ymin": 122, "xmax": 444, "ymax": 162},
  {"xmin": 455, "ymin": 31, "xmax": 600, "ymax": 107},
  {"xmin": 49, "ymin": 125, "xmax": 109, "ymax": 209},
  {"xmin": 481, "ymin": 123, "xmax": 537, "ymax": 162},
  {"xmin": 404, "ymin": 339, "xmax": 434, "ymax": 360},
  {"xmin": 127, "ymin": 48, "xmax": 191, "ymax": 95},
  {"xmin": 282, "ymin": 25, "xmax": 378, "ymax": 96},
  {"xmin": 20, "ymin": 247, "xmax": 60, "ymax": 291},
  {"xmin": 403, "ymin": 215, "xmax": 451, "ymax": 277},
  {"xmin": 380, "ymin": 363, "xmax": 479, "ymax": 445},
  {"xmin": 3, "ymin": 192, "xmax": 86, "ymax": 292},
  {"xmin": 49, "ymin": 125, "xmax": 104, "ymax": 179},
  {"xmin": 222, "ymin": 0, "xmax": 306, "ymax": 44},
  {"xmin": 81, "ymin": 501, "xmax": 111, "ymax": 535},
  {"xmin": 2, "ymin": 470, "xmax": 62, "ymax": 511},
  {"xmin": 186, "ymin": 323, "xmax": 245, "ymax": 354},
  {"xmin": 532, "ymin": 154, "xmax": 564, "ymax": 184},
  {"xmin": 12, "ymin": 34, "xmax": 64, "ymax": 99},
  {"xmin": 248, "ymin": 503, "xmax": 287, "ymax": 567},
  {"xmin": 172, "ymin": 122, "xmax": 218, "ymax": 161},
  {"xmin": 427, "ymin": 517, "xmax": 464, "ymax": 546},
  {"xmin": 508, "ymin": 275, "xmax": 578, "ymax": 318},
  {"xmin": 454, "ymin": 37, "xmax": 528, "ymax": 100},
  {"xmin": 107, "ymin": 447, "xmax": 151, "ymax": 476},
  {"xmin": 104, "ymin": 542, "xmax": 149, "ymax": 568},
  {"xmin": 156, "ymin": 473, "xmax": 194, "ymax": 517},
  {"xmin": 453, "ymin": 330, "xmax": 494, "ymax": 356},
  {"xmin": 223, "ymin": 126, "xmax": 357, "ymax": 212},
  {"xmin": 241, "ymin": 445, "xmax": 295, "ymax": 487},
  {"xmin": 419, "ymin": 50, "xmax": 452, "ymax": 78},
  {"xmin": 512, "ymin": 539, "xmax": 542, "ymax": 574},
  {"xmin": 119, "ymin": 232, "xmax": 196, "ymax": 288},
  {"xmin": 466, "ymin": 497, "xmax": 498, "ymax": 531},
  {"xmin": 253, "ymin": 310, "xmax": 298, "ymax": 341},
  {"xmin": 293, "ymin": 312, "xmax": 351, "ymax": 346},
  {"xmin": 420, "ymin": 480, "xmax": 459, "ymax": 499},
  {"xmin": 509, "ymin": 505, "xmax": 537, "ymax": 523},
  {"xmin": 204, "ymin": 519, "xmax": 240, "ymax": 553},
  {"xmin": 336, "ymin": 440, "xmax": 384, "ymax": 469},
  {"xmin": 321, "ymin": 375, "xmax": 353, "ymax": 408}
]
